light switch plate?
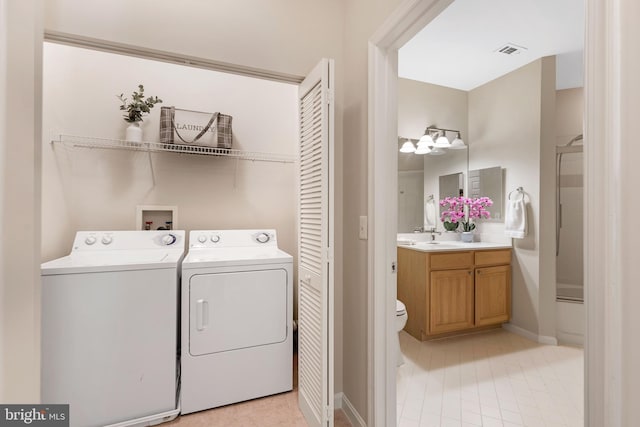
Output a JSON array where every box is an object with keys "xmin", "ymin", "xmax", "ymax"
[{"xmin": 359, "ymin": 216, "xmax": 368, "ymax": 240}]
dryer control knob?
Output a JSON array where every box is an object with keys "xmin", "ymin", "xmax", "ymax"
[
  {"xmin": 210, "ymin": 234, "xmax": 220, "ymax": 243},
  {"xmin": 101, "ymin": 236, "xmax": 113, "ymax": 245},
  {"xmin": 85, "ymin": 236, "xmax": 97, "ymax": 245},
  {"xmin": 197, "ymin": 235, "xmax": 207, "ymax": 244},
  {"xmin": 162, "ymin": 234, "xmax": 177, "ymax": 245},
  {"xmin": 256, "ymin": 233, "xmax": 270, "ymax": 243}
]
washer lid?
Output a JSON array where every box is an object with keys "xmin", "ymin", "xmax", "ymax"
[
  {"xmin": 41, "ymin": 250, "xmax": 184, "ymax": 275},
  {"xmin": 182, "ymin": 247, "xmax": 293, "ymax": 269}
]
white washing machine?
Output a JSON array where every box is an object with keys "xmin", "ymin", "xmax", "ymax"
[
  {"xmin": 41, "ymin": 230, "xmax": 185, "ymax": 427},
  {"xmin": 180, "ymin": 229, "xmax": 293, "ymax": 414}
]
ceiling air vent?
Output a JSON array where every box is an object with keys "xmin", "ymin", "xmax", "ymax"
[{"xmin": 495, "ymin": 43, "xmax": 528, "ymax": 55}]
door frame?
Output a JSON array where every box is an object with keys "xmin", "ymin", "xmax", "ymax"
[{"xmin": 367, "ymin": 0, "xmax": 616, "ymax": 426}]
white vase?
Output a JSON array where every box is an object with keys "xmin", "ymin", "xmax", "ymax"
[
  {"xmin": 125, "ymin": 122, "xmax": 142, "ymax": 143},
  {"xmin": 461, "ymin": 231, "xmax": 474, "ymax": 243}
]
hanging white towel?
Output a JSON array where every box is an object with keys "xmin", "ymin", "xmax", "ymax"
[
  {"xmin": 424, "ymin": 198, "xmax": 437, "ymax": 230},
  {"xmin": 505, "ymin": 198, "xmax": 527, "ymax": 238}
]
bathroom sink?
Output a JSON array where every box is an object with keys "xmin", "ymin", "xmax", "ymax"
[
  {"xmin": 397, "ymin": 239, "xmax": 416, "ymax": 246},
  {"xmin": 400, "ymin": 240, "xmax": 511, "ymax": 252},
  {"xmin": 413, "ymin": 241, "xmax": 466, "ymax": 251}
]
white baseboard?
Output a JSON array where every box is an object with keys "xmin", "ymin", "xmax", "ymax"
[
  {"xmin": 335, "ymin": 392, "xmax": 366, "ymax": 427},
  {"xmin": 334, "ymin": 392, "xmax": 344, "ymax": 409},
  {"xmin": 502, "ymin": 323, "xmax": 558, "ymax": 345},
  {"xmin": 557, "ymin": 330, "xmax": 584, "ymax": 347},
  {"xmin": 538, "ymin": 334, "xmax": 559, "ymax": 345}
]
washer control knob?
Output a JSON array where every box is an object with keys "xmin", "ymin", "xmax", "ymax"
[
  {"xmin": 162, "ymin": 234, "xmax": 177, "ymax": 246},
  {"xmin": 101, "ymin": 236, "xmax": 113, "ymax": 245},
  {"xmin": 85, "ymin": 236, "xmax": 97, "ymax": 245},
  {"xmin": 197, "ymin": 235, "xmax": 207, "ymax": 244},
  {"xmin": 210, "ymin": 234, "xmax": 220, "ymax": 243},
  {"xmin": 256, "ymin": 233, "xmax": 270, "ymax": 244}
]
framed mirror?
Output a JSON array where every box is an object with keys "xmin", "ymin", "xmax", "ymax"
[
  {"xmin": 398, "ymin": 140, "xmax": 469, "ymax": 232},
  {"xmin": 468, "ymin": 166, "xmax": 503, "ymax": 220}
]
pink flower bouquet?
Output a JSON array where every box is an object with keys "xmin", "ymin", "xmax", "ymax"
[{"xmin": 440, "ymin": 196, "xmax": 493, "ymax": 232}]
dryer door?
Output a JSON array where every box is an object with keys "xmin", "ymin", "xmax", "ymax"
[{"xmin": 189, "ymin": 269, "xmax": 288, "ymax": 356}]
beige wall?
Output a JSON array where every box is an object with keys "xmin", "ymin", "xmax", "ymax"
[
  {"xmin": 45, "ymin": 0, "xmax": 345, "ymax": 79},
  {"xmin": 0, "ymin": 0, "xmax": 6, "ymax": 399},
  {"xmin": 397, "ymin": 78, "xmax": 468, "ymax": 231},
  {"xmin": 42, "ymin": 43, "xmax": 299, "ymax": 261},
  {"xmin": 0, "ymin": 0, "xmax": 43, "ymax": 402},
  {"xmin": 620, "ymin": 1, "xmax": 640, "ymax": 421},
  {"xmin": 538, "ymin": 56, "xmax": 557, "ymax": 338},
  {"xmin": 468, "ymin": 59, "xmax": 552, "ymax": 336},
  {"xmin": 398, "ymin": 78, "xmax": 468, "ymax": 142},
  {"xmin": 557, "ymin": 88, "xmax": 584, "ymax": 138},
  {"xmin": 342, "ymin": 0, "xmax": 403, "ymax": 420}
]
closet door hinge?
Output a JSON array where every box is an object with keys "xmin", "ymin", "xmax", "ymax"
[
  {"xmin": 326, "ymin": 88, "xmax": 334, "ymax": 105},
  {"xmin": 326, "ymin": 246, "xmax": 334, "ymax": 262},
  {"xmin": 325, "ymin": 406, "xmax": 333, "ymax": 423}
]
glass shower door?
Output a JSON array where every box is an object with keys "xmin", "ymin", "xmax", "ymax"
[{"xmin": 556, "ymin": 148, "xmax": 583, "ymax": 302}]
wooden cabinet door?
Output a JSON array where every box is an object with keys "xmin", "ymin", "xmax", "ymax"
[
  {"xmin": 429, "ymin": 269, "xmax": 474, "ymax": 334},
  {"xmin": 475, "ymin": 265, "xmax": 511, "ymax": 326}
]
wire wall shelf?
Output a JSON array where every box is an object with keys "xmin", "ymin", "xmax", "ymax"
[{"xmin": 51, "ymin": 134, "xmax": 297, "ymax": 164}]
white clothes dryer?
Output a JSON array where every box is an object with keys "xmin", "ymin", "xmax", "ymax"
[
  {"xmin": 180, "ymin": 229, "xmax": 293, "ymax": 414},
  {"xmin": 41, "ymin": 230, "xmax": 185, "ymax": 427}
]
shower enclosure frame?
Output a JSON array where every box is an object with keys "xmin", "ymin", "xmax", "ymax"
[{"xmin": 556, "ymin": 134, "xmax": 584, "ymax": 302}]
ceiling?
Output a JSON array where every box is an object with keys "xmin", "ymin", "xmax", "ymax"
[{"xmin": 398, "ymin": 0, "xmax": 585, "ymax": 91}]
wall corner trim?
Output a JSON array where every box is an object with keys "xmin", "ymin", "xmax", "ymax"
[
  {"xmin": 502, "ymin": 323, "xmax": 558, "ymax": 346},
  {"xmin": 337, "ymin": 392, "xmax": 366, "ymax": 427}
]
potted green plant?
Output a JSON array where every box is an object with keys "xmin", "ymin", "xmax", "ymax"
[{"xmin": 117, "ymin": 84, "xmax": 162, "ymax": 142}]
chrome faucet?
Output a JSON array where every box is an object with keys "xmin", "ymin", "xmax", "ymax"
[
  {"xmin": 413, "ymin": 226, "xmax": 425, "ymax": 233},
  {"xmin": 428, "ymin": 228, "xmax": 442, "ymax": 241}
]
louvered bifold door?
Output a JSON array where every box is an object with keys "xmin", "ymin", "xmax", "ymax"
[{"xmin": 298, "ymin": 58, "xmax": 334, "ymax": 427}]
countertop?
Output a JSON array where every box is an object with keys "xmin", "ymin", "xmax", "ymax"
[{"xmin": 397, "ymin": 240, "xmax": 512, "ymax": 253}]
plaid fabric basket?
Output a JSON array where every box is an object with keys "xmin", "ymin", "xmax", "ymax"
[{"xmin": 159, "ymin": 106, "xmax": 233, "ymax": 148}]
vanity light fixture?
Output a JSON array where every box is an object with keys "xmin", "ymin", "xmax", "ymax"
[
  {"xmin": 434, "ymin": 131, "xmax": 451, "ymax": 148},
  {"xmin": 415, "ymin": 139, "xmax": 432, "ymax": 154},
  {"xmin": 418, "ymin": 132, "xmax": 435, "ymax": 147},
  {"xmin": 399, "ymin": 138, "xmax": 416, "ymax": 153},
  {"xmin": 449, "ymin": 132, "xmax": 467, "ymax": 149},
  {"xmin": 398, "ymin": 125, "xmax": 466, "ymax": 155}
]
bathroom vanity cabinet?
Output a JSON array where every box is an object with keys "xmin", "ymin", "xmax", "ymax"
[{"xmin": 397, "ymin": 246, "xmax": 511, "ymax": 340}]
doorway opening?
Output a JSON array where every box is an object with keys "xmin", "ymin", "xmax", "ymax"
[{"xmin": 368, "ymin": 1, "xmax": 590, "ymax": 426}]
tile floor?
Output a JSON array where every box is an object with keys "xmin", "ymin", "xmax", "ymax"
[
  {"xmin": 164, "ymin": 391, "xmax": 352, "ymax": 427},
  {"xmin": 397, "ymin": 329, "xmax": 584, "ymax": 427},
  {"xmin": 165, "ymin": 352, "xmax": 352, "ymax": 427}
]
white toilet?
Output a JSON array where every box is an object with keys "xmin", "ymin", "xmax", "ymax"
[{"xmin": 396, "ymin": 300, "xmax": 408, "ymax": 366}]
